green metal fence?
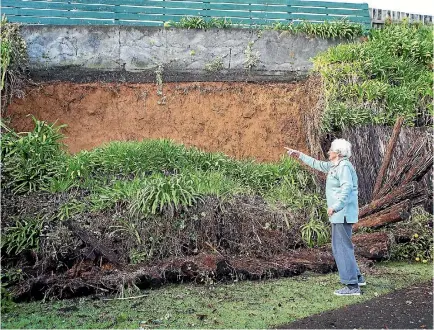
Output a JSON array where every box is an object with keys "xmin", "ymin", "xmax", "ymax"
[{"xmin": 2, "ymin": 0, "xmax": 371, "ymax": 28}]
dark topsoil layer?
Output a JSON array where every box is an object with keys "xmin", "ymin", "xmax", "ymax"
[{"xmin": 277, "ymin": 280, "xmax": 434, "ymax": 329}]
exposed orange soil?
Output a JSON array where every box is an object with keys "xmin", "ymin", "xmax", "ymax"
[{"xmin": 6, "ymin": 81, "xmax": 318, "ymax": 162}]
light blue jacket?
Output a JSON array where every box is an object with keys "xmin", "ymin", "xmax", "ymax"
[{"xmin": 299, "ymin": 154, "xmax": 359, "ymax": 224}]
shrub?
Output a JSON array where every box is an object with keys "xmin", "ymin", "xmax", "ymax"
[
  {"xmin": 314, "ymin": 21, "xmax": 433, "ymax": 132},
  {"xmin": 390, "ymin": 207, "xmax": 433, "ymax": 262}
]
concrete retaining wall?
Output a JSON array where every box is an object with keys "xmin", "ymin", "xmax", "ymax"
[{"xmin": 21, "ymin": 25, "xmax": 343, "ymax": 82}]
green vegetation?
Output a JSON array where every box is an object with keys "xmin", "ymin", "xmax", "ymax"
[
  {"xmin": 1, "ymin": 262, "xmax": 431, "ymax": 329},
  {"xmin": 389, "ymin": 207, "xmax": 433, "ymax": 262},
  {"xmin": 204, "ymin": 57, "xmax": 224, "ymax": 72},
  {"xmin": 166, "ymin": 17, "xmax": 233, "ymax": 29},
  {"xmin": 165, "ymin": 17, "xmax": 363, "ymax": 39},
  {"xmin": 270, "ymin": 19, "xmax": 363, "ymax": 39},
  {"xmin": 1, "ymin": 216, "xmax": 43, "ymax": 255},
  {"xmin": 314, "ymin": 21, "xmax": 433, "ymax": 132},
  {"xmin": 1, "ymin": 119, "xmax": 328, "ymax": 257},
  {"xmin": 1, "ymin": 120, "xmax": 317, "ymax": 203},
  {"xmin": 1, "ymin": 118, "xmax": 66, "ymax": 194},
  {"xmin": 0, "ymin": 16, "xmax": 28, "ymax": 110}
]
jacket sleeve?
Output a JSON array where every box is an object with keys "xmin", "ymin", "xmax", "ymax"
[
  {"xmin": 331, "ymin": 165, "xmax": 353, "ymax": 212},
  {"xmin": 299, "ymin": 154, "xmax": 332, "ymax": 173}
]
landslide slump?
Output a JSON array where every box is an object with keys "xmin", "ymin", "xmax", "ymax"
[
  {"xmin": 6, "ymin": 80, "xmax": 320, "ymax": 162},
  {"xmin": 1, "ymin": 189, "xmax": 336, "ymax": 301},
  {"xmin": 2, "ymin": 78, "xmax": 330, "ymax": 301}
]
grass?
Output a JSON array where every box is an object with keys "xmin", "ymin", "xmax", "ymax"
[{"xmin": 2, "ymin": 262, "xmax": 432, "ymax": 329}]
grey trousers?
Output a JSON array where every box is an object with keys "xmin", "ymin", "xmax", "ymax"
[{"xmin": 331, "ymin": 220, "xmax": 361, "ymax": 285}]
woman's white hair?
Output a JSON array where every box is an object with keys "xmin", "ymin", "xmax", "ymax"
[{"xmin": 330, "ymin": 139, "xmax": 352, "ymax": 158}]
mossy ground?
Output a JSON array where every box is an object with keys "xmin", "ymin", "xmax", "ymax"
[{"xmin": 2, "ymin": 261, "xmax": 432, "ymax": 329}]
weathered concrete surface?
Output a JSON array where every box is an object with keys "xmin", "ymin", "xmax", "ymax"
[{"xmin": 21, "ymin": 25, "xmax": 342, "ymax": 82}]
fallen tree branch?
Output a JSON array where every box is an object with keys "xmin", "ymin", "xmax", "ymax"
[{"xmin": 66, "ymin": 221, "xmax": 121, "ymax": 266}]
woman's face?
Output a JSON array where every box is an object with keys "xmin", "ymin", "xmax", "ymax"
[{"xmin": 328, "ymin": 150, "xmax": 339, "ymax": 162}]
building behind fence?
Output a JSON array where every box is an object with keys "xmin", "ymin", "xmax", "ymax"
[{"xmin": 370, "ymin": 7, "xmax": 433, "ymax": 28}]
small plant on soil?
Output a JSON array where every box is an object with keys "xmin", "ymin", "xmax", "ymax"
[
  {"xmin": 205, "ymin": 56, "xmax": 224, "ymax": 73},
  {"xmin": 244, "ymin": 41, "xmax": 260, "ymax": 71},
  {"xmin": 168, "ymin": 16, "xmax": 232, "ymax": 29}
]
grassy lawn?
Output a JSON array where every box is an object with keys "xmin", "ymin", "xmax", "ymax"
[{"xmin": 2, "ymin": 261, "xmax": 432, "ymax": 329}]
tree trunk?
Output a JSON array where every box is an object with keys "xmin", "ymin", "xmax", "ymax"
[
  {"xmin": 354, "ymin": 200, "xmax": 411, "ymax": 230},
  {"xmin": 353, "ymin": 232, "xmax": 390, "ymax": 260},
  {"xmin": 359, "ymin": 182, "xmax": 420, "ymax": 218},
  {"xmin": 372, "ymin": 117, "xmax": 404, "ymax": 199}
]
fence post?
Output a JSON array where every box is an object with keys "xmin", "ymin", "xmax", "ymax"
[{"xmin": 113, "ymin": 1, "xmax": 120, "ymax": 25}]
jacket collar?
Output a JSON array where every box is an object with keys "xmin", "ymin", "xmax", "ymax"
[{"xmin": 331, "ymin": 156, "xmax": 349, "ymax": 168}]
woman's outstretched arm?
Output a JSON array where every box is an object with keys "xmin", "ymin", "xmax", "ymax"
[{"xmin": 285, "ymin": 147, "xmax": 331, "ymax": 174}]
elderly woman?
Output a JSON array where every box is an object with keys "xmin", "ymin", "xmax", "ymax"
[{"xmin": 286, "ymin": 139, "xmax": 365, "ymax": 296}]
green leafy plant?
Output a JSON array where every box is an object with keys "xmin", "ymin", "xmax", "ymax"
[
  {"xmin": 57, "ymin": 200, "xmax": 86, "ymax": 221},
  {"xmin": 165, "ymin": 16, "xmax": 363, "ymax": 40},
  {"xmin": 1, "ymin": 217, "xmax": 43, "ymax": 255},
  {"xmin": 109, "ymin": 218, "xmax": 142, "ymax": 245},
  {"xmin": 205, "ymin": 56, "xmax": 224, "ymax": 72},
  {"xmin": 41, "ymin": 176, "xmax": 77, "ymax": 193},
  {"xmin": 1, "ymin": 118, "xmax": 66, "ymax": 194},
  {"xmin": 301, "ymin": 218, "xmax": 330, "ymax": 248},
  {"xmin": 89, "ymin": 179, "xmax": 141, "ymax": 211},
  {"xmin": 271, "ymin": 19, "xmax": 363, "ymax": 39},
  {"xmin": 129, "ymin": 174, "xmax": 202, "ymax": 216},
  {"xmin": 244, "ymin": 41, "xmax": 260, "ymax": 70},
  {"xmin": 168, "ymin": 17, "xmax": 232, "ymax": 29}
]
